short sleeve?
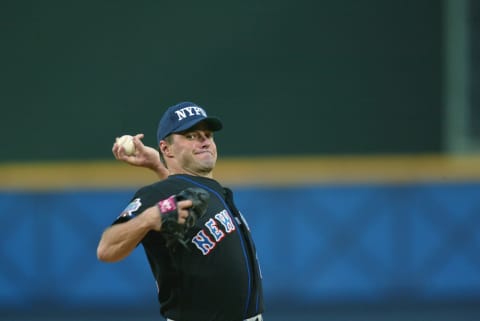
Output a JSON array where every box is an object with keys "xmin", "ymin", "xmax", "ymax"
[{"xmin": 111, "ymin": 185, "xmax": 161, "ymax": 225}]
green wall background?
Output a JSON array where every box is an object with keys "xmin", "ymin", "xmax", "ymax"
[{"xmin": 0, "ymin": 0, "xmax": 443, "ymax": 162}]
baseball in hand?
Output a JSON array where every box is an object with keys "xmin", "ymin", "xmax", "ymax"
[{"xmin": 116, "ymin": 135, "xmax": 136, "ymax": 156}]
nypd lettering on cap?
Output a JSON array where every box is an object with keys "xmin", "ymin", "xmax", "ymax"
[{"xmin": 174, "ymin": 106, "xmax": 207, "ymax": 121}]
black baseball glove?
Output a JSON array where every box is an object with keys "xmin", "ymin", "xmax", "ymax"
[{"xmin": 157, "ymin": 187, "xmax": 209, "ymax": 249}]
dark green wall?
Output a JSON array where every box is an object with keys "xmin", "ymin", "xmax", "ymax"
[{"xmin": 0, "ymin": 0, "xmax": 443, "ymax": 161}]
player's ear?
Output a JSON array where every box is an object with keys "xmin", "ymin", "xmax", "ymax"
[{"xmin": 159, "ymin": 141, "xmax": 173, "ymax": 158}]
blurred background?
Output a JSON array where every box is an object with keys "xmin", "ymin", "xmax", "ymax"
[{"xmin": 1, "ymin": 0, "xmax": 480, "ymax": 320}]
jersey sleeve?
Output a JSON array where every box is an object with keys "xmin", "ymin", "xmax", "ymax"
[{"xmin": 111, "ymin": 185, "xmax": 162, "ymax": 225}]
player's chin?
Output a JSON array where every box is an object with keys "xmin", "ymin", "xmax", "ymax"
[{"xmin": 196, "ymin": 159, "xmax": 216, "ymax": 173}]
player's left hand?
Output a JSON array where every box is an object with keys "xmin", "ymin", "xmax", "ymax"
[{"xmin": 158, "ymin": 187, "xmax": 210, "ymax": 249}]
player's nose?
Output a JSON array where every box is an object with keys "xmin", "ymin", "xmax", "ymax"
[{"xmin": 197, "ymin": 132, "xmax": 211, "ymax": 145}]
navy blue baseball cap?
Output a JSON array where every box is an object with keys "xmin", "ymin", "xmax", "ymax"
[{"xmin": 156, "ymin": 101, "xmax": 223, "ymax": 143}]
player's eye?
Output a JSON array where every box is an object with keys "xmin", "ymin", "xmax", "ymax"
[{"xmin": 185, "ymin": 133, "xmax": 198, "ymax": 140}]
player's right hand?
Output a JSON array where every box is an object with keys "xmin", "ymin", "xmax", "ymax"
[{"xmin": 112, "ymin": 133, "xmax": 169, "ymax": 179}]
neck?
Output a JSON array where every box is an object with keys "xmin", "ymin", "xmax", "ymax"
[{"xmin": 168, "ymin": 167, "xmax": 214, "ymax": 179}]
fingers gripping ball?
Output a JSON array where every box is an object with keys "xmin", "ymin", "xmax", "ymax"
[
  {"xmin": 116, "ymin": 135, "xmax": 136, "ymax": 156},
  {"xmin": 157, "ymin": 187, "xmax": 210, "ymax": 249}
]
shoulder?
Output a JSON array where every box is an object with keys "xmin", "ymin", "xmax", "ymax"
[
  {"xmin": 168, "ymin": 174, "xmax": 225, "ymax": 192},
  {"xmin": 133, "ymin": 175, "xmax": 198, "ymax": 198},
  {"xmin": 135, "ymin": 175, "xmax": 226, "ymax": 200}
]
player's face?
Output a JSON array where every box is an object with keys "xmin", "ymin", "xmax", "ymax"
[{"xmin": 170, "ymin": 123, "xmax": 217, "ymax": 176}]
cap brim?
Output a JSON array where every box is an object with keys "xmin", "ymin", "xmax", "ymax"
[
  {"xmin": 173, "ymin": 117, "xmax": 223, "ymax": 134},
  {"xmin": 203, "ymin": 117, "xmax": 223, "ymax": 131}
]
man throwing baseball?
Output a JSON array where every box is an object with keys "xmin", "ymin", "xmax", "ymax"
[{"xmin": 96, "ymin": 102, "xmax": 264, "ymax": 321}]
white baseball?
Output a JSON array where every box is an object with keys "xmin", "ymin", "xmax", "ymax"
[{"xmin": 116, "ymin": 135, "xmax": 136, "ymax": 156}]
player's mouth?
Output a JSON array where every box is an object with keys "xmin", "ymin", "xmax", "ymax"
[{"xmin": 195, "ymin": 150, "xmax": 213, "ymax": 156}]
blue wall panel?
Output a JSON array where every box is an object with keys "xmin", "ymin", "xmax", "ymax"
[{"xmin": 1, "ymin": 183, "xmax": 480, "ymax": 313}]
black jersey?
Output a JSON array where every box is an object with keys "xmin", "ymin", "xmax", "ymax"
[{"xmin": 113, "ymin": 174, "xmax": 264, "ymax": 321}]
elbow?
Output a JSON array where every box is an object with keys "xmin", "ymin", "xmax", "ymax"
[{"xmin": 97, "ymin": 243, "xmax": 117, "ymax": 263}]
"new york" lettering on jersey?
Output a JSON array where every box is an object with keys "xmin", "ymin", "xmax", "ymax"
[{"xmin": 191, "ymin": 209, "xmax": 236, "ymax": 255}]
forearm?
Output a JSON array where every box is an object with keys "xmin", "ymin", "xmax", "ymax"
[
  {"xmin": 96, "ymin": 194, "xmax": 192, "ymax": 262},
  {"xmin": 96, "ymin": 216, "xmax": 153, "ymax": 262},
  {"xmin": 150, "ymin": 162, "xmax": 169, "ymax": 179}
]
